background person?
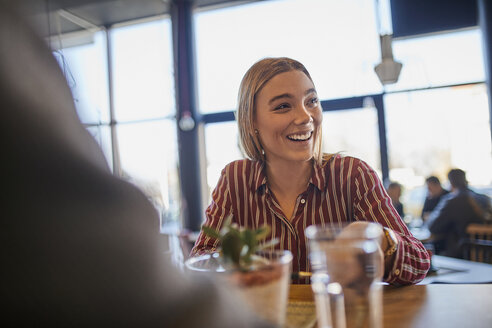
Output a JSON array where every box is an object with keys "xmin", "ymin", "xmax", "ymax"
[
  {"xmin": 192, "ymin": 57, "xmax": 430, "ymax": 286},
  {"xmin": 427, "ymin": 169, "xmax": 491, "ymax": 258},
  {"xmin": 421, "ymin": 175, "xmax": 449, "ymax": 221},
  {"xmin": 386, "ymin": 182, "xmax": 405, "ymax": 219},
  {"xmin": 0, "ymin": 2, "xmax": 271, "ymax": 327}
]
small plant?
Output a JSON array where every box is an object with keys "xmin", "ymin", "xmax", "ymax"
[{"xmin": 202, "ymin": 215, "xmax": 278, "ymax": 270}]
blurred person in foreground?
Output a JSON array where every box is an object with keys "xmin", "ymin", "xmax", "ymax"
[
  {"xmin": 192, "ymin": 57, "xmax": 430, "ymax": 285},
  {"xmin": 0, "ymin": 2, "xmax": 271, "ymax": 327},
  {"xmin": 427, "ymin": 169, "xmax": 492, "ymax": 258},
  {"xmin": 386, "ymin": 182, "xmax": 405, "ymax": 219},
  {"xmin": 421, "ymin": 176, "xmax": 449, "ymax": 221}
]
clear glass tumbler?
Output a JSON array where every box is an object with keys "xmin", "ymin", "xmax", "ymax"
[{"xmin": 306, "ymin": 222, "xmax": 384, "ymax": 328}]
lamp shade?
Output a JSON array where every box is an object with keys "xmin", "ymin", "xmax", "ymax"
[{"xmin": 374, "ymin": 34, "xmax": 402, "ymax": 85}]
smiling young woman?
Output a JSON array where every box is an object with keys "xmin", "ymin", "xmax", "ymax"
[{"xmin": 192, "ymin": 57, "xmax": 430, "ymax": 285}]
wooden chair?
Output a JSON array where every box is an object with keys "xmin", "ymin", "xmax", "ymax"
[{"xmin": 463, "ymin": 224, "xmax": 492, "ymax": 264}]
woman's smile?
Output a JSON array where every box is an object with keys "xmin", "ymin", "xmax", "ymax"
[{"xmin": 286, "ymin": 130, "xmax": 313, "ymax": 142}]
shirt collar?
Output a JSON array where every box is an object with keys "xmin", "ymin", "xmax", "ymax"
[
  {"xmin": 253, "ymin": 158, "xmax": 328, "ymax": 192},
  {"xmin": 253, "ymin": 160, "xmax": 267, "ymax": 191},
  {"xmin": 310, "ymin": 159, "xmax": 327, "ymax": 191}
]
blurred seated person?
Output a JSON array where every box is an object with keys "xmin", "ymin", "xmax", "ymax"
[
  {"xmin": 387, "ymin": 182, "xmax": 405, "ymax": 219},
  {"xmin": 0, "ymin": 2, "xmax": 271, "ymax": 327},
  {"xmin": 192, "ymin": 57, "xmax": 430, "ymax": 286},
  {"xmin": 426, "ymin": 169, "xmax": 491, "ymax": 258},
  {"xmin": 421, "ymin": 176, "xmax": 449, "ymax": 221}
]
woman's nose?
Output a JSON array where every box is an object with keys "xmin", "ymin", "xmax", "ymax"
[{"xmin": 294, "ymin": 106, "xmax": 313, "ymax": 125}]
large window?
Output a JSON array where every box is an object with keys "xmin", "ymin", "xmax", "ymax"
[
  {"xmin": 110, "ymin": 19, "xmax": 180, "ymax": 226},
  {"xmin": 386, "ymin": 84, "xmax": 492, "ymax": 218},
  {"xmin": 204, "ymin": 121, "xmax": 243, "ymax": 202},
  {"xmin": 387, "ymin": 29, "xmax": 484, "ymax": 92},
  {"xmin": 322, "ymin": 107, "xmax": 381, "ymax": 174},
  {"xmin": 116, "ymin": 120, "xmax": 180, "ymax": 223},
  {"xmin": 111, "ymin": 20, "xmax": 175, "ymax": 122},
  {"xmin": 53, "ymin": 31, "xmax": 113, "ymax": 167},
  {"xmin": 56, "ymin": 18, "xmax": 181, "ymax": 227},
  {"xmin": 53, "ymin": 31, "xmax": 110, "ymax": 125},
  {"xmin": 384, "ymin": 28, "xmax": 490, "ymax": 219},
  {"xmin": 194, "ymin": 0, "xmax": 382, "ymax": 114}
]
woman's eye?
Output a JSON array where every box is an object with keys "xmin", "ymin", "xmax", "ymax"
[
  {"xmin": 274, "ymin": 103, "xmax": 290, "ymax": 111},
  {"xmin": 308, "ymin": 97, "xmax": 319, "ymax": 106}
]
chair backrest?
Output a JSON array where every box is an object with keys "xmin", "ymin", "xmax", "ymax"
[
  {"xmin": 466, "ymin": 224, "xmax": 492, "ymax": 240},
  {"xmin": 464, "ymin": 224, "xmax": 492, "ymax": 263}
]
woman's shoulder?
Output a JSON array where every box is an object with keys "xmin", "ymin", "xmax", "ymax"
[
  {"xmin": 319, "ymin": 154, "xmax": 379, "ymax": 182},
  {"xmin": 220, "ymin": 159, "xmax": 264, "ymax": 192},
  {"xmin": 320, "ymin": 153, "xmax": 366, "ymax": 169}
]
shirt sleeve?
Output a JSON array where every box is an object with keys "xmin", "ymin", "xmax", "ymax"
[
  {"xmin": 351, "ymin": 160, "xmax": 431, "ymax": 285},
  {"xmin": 191, "ymin": 166, "xmax": 233, "ymax": 256}
]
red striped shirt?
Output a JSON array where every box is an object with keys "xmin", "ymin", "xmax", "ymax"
[{"xmin": 192, "ymin": 155, "xmax": 430, "ymax": 285}]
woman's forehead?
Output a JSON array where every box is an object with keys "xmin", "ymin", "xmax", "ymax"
[{"xmin": 258, "ymin": 70, "xmax": 314, "ymax": 98}]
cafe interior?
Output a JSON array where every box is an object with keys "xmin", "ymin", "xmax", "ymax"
[{"xmin": 4, "ymin": 0, "xmax": 492, "ymax": 327}]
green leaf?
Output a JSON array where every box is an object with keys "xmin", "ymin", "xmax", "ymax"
[
  {"xmin": 242, "ymin": 229, "xmax": 255, "ymax": 249},
  {"xmin": 201, "ymin": 216, "xmax": 276, "ymax": 269},
  {"xmin": 221, "ymin": 231, "xmax": 242, "ymax": 265}
]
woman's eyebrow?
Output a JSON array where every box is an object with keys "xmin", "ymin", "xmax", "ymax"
[
  {"xmin": 268, "ymin": 93, "xmax": 293, "ymax": 105},
  {"xmin": 305, "ymin": 88, "xmax": 316, "ymax": 95},
  {"xmin": 268, "ymin": 88, "xmax": 317, "ymax": 105}
]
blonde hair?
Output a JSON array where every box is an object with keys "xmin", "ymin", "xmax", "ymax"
[{"xmin": 236, "ymin": 57, "xmax": 323, "ymax": 164}]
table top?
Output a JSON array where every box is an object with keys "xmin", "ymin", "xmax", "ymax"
[
  {"xmin": 288, "ymin": 284, "xmax": 492, "ymax": 328},
  {"xmin": 420, "ymin": 255, "xmax": 492, "ymax": 284}
]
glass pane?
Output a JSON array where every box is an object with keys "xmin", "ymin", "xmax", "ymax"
[
  {"xmin": 54, "ymin": 31, "xmax": 110, "ymax": 124},
  {"xmin": 387, "ymin": 29, "xmax": 484, "ymax": 92},
  {"xmin": 385, "ymin": 84, "xmax": 492, "ymax": 219},
  {"xmin": 204, "ymin": 121, "xmax": 244, "ymax": 202},
  {"xmin": 111, "ymin": 19, "xmax": 175, "ymax": 122},
  {"xmin": 116, "ymin": 120, "xmax": 181, "ymax": 225},
  {"xmin": 86, "ymin": 125, "xmax": 113, "ymax": 170},
  {"xmin": 195, "ymin": 0, "xmax": 382, "ymax": 114},
  {"xmin": 321, "ymin": 108, "xmax": 381, "ymax": 175}
]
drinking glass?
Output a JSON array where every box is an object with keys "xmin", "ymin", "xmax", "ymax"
[
  {"xmin": 185, "ymin": 250, "xmax": 293, "ymax": 326},
  {"xmin": 306, "ymin": 222, "xmax": 384, "ymax": 328}
]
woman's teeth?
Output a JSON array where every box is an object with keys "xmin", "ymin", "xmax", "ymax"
[{"xmin": 288, "ymin": 131, "xmax": 312, "ymax": 141}]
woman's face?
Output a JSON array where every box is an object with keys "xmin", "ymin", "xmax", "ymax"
[{"xmin": 254, "ymin": 70, "xmax": 322, "ymax": 164}]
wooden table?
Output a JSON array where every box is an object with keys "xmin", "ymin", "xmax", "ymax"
[
  {"xmin": 420, "ymin": 255, "xmax": 492, "ymax": 284},
  {"xmin": 288, "ymin": 284, "xmax": 492, "ymax": 328}
]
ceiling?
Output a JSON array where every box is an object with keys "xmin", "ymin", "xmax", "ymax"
[
  {"xmin": 20, "ymin": 0, "xmax": 479, "ymax": 40},
  {"xmin": 20, "ymin": 0, "xmax": 259, "ymax": 37}
]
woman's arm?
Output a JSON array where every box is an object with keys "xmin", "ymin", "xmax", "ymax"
[{"xmin": 352, "ymin": 160, "xmax": 430, "ymax": 285}]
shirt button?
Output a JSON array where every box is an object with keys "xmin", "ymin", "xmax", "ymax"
[
  {"xmin": 300, "ymin": 199, "xmax": 306, "ymax": 204},
  {"xmin": 394, "ymin": 269, "xmax": 400, "ymax": 275}
]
